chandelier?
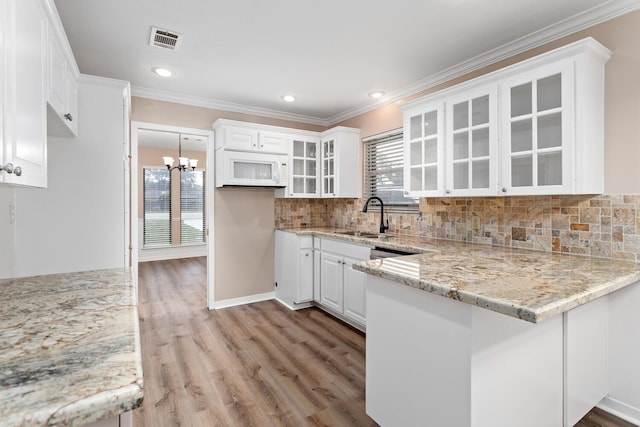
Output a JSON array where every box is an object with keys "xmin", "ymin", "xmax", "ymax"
[{"xmin": 163, "ymin": 133, "xmax": 198, "ymax": 172}]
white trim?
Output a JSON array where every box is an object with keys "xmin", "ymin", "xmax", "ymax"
[
  {"xmin": 131, "ymin": 85, "xmax": 328, "ymax": 127},
  {"xmin": 130, "ymin": 121, "xmax": 215, "ymax": 305},
  {"xmin": 274, "ymin": 298, "xmax": 313, "ymax": 311},
  {"xmin": 139, "ymin": 245, "xmax": 207, "ymax": 262},
  {"xmin": 213, "ymin": 292, "xmax": 276, "ymax": 310},
  {"xmin": 597, "ymin": 396, "xmax": 640, "ymax": 425}
]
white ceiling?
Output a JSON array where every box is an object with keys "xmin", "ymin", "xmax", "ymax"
[
  {"xmin": 54, "ymin": 0, "xmax": 639, "ymax": 126},
  {"xmin": 138, "ymin": 129, "xmax": 207, "ymax": 152}
]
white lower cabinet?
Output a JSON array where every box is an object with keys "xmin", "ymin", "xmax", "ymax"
[
  {"xmin": 274, "ymin": 230, "xmax": 314, "ymax": 310},
  {"xmin": 319, "ymin": 252, "xmax": 343, "ymax": 312},
  {"xmin": 274, "ymin": 233, "xmax": 371, "ymax": 330},
  {"xmin": 366, "ymin": 274, "xmax": 617, "ymax": 427},
  {"xmin": 343, "ymin": 257, "xmax": 367, "ymax": 326},
  {"xmin": 317, "ymin": 238, "xmax": 371, "ymax": 330}
]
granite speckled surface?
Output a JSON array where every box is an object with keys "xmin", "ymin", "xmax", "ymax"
[
  {"xmin": 281, "ymin": 227, "xmax": 640, "ymax": 323},
  {"xmin": 0, "ymin": 268, "xmax": 143, "ymax": 426}
]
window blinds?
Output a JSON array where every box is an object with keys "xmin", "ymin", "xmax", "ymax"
[
  {"xmin": 364, "ymin": 130, "xmax": 417, "ymax": 207},
  {"xmin": 180, "ymin": 170, "xmax": 206, "ymax": 244},
  {"xmin": 143, "ymin": 167, "xmax": 171, "ymax": 246}
]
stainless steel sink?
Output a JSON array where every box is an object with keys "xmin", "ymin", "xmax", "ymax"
[{"xmin": 338, "ymin": 231, "xmax": 380, "ymax": 238}]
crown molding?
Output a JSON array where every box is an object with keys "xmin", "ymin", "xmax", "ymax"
[
  {"xmin": 132, "ymin": 0, "xmax": 639, "ymax": 128},
  {"xmin": 130, "ymin": 86, "xmax": 330, "ymax": 127},
  {"xmin": 326, "ymin": 0, "xmax": 640, "ymax": 125}
]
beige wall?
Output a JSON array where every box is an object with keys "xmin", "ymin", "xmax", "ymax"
[{"xmin": 337, "ymin": 10, "xmax": 640, "ymax": 194}]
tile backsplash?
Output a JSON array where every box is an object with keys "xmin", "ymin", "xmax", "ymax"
[{"xmin": 274, "ymin": 195, "xmax": 640, "ymax": 262}]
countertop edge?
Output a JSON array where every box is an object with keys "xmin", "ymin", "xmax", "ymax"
[{"xmin": 277, "ymin": 227, "xmax": 640, "ymax": 324}]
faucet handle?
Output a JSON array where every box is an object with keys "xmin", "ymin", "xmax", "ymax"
[{"xmin": 380, "ymin": 219, "xmax": 389, "ymax": 233}]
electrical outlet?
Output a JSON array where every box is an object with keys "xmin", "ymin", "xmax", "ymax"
[
  {"xmin": 424, "ymin": 213, "xmax": 432, "ymax": 226},
  {"xmin": 9, "ymin": 204, "xmax": 15, "ymax": 224},
  {"xmin": 471, "ymin": 216, "xmax": 480, "ymax": 231}
]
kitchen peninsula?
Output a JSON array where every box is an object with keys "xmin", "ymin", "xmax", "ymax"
[
  {"xmin": 0, "ymin": 269, "xmax": 143, "ymax": 427},
  {"xmin": 277, "ymin": 227, "xmax": 640, "ymax": 426},
  {"xmin": 351, "ymin": 237, "xmax": 640, "ymax": 427}
]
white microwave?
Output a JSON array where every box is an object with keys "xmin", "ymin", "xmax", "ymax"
[{"xmin": 216, "ymin": 150, "xmax": 288, "ymax": 187}]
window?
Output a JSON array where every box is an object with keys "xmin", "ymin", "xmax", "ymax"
[
  {"xmin": 143, "ymin": 167, "xmax": 206, "ymax": 248},
  {"xmin": 180, "ymin": 170, "xmax": 205, "ymax": 244},
  {"xmin": 143, "ymin": 168, "xmax": 171, "ymax": 246},
  {"xmin": 364, "ymin": 130, "xmax": 417, "ymax": 208}
]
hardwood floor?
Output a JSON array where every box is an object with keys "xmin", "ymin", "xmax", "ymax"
[
  {"xmin": 133, "ymin": 257, "xmax": 635, "ymax": 427},
  {"xmin": 133, "ymin": 257, "xmax": 377, "ymax": 426}
]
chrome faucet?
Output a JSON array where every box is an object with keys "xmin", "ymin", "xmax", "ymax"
[{"xmin": 362, "ymin": 196, "xmax": 389, "ymax": 234}]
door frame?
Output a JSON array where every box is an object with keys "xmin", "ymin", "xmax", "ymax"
[{"xmin": 130, "ymin": 121, "xmax": 215, "ymax": 308}]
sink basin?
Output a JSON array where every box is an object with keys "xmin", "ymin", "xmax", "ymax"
[{"xmin": 338, "ymin": 231, "xmax": 380, "ymax": 238}]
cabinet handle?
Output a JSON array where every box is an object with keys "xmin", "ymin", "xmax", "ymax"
[
  {"xmin": 64, "ymin": 113, "xmax": 73, "ymax": 122},
  {"xmin": 1, "ymin": 163, "xmax": 21, "ymax": 176},
  {"xmin": 305, "ymin": 253, "xmax": 310, "ymax": 257},
  {"xmin": 501, "ymin": 188, "xmax": 507, "ymax": 193},
  {"xmin": 404, "ymin": 191, "xmax": 409, "ymax": 195},
  {"xmin": 445, "ymin": 189, "xmax": 451, "ymax": 194}
]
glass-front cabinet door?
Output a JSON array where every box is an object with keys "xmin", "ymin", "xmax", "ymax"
[
  {"xmin": 321, "ymin": 137, "xmax": 336, "ymax": 197},
  {"xmin": 403, "ymin": 102, "xmax": 444, "ymax": 196},
  {"xmin": 445, "ymin": 86, "xmax": 497, "ymax": 196},
  {"xmin": 500, "ymin": 61, "xmax": 574, "ymax": 195},
  {"xmin": 288, "ymin": 136, "xmax": 319, "ymax": 197}
]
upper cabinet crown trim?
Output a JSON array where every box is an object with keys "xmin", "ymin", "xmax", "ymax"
[{"xmin": 400, "ymin": 37, "xmax": 611, "ymax": 112}]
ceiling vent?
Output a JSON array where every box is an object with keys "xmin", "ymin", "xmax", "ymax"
[{"xmin": 149, "ymin": 26, "xmax": 183, "ymax": 50}]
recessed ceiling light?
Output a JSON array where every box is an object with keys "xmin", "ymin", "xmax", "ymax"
[
  {"xmin": 368, "ymin": 91, "xmax": 385, "ymax": 99},
  {"xmin": 152, "ymin": 67, "xmax": 172, "ymax": 77},
  {"xmin": 282, "ymin": 95, "xmax": 296, "ymax": 103}
]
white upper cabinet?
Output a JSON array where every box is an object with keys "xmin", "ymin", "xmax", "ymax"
[
  {"xmin": 46, "ymin": 21, "xmax": 78, "ymax": 137},
  {"xmin": 1, "ymin": 0, "xmax": 80, "ymax": 187},
  {"xmin": 320, "ymin": 127, "xmax": 361, "ymax": 198},
  {"xmin": 445, "ymin": 85, "xmax": 498, "ymax": 196},
  {"xmin": 403, "ymin": 102, "xmax": 445, "ymax": 196},
  {"xmin": 1, "ymin": 0, "xmax": 48, "ymax": 187},
  {"xmin": 214, "ymin": 121, "xmax": 288, "ymax": 155},
  {"xmin": 279, "ymin": 134, "xmax": 320, "ymax": 198},
  {"xmin": 401, "ymin": 37, "xmax": 611, "ymax": 197}
]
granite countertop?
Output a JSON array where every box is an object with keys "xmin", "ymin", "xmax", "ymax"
[
  {"xmin": 279, "ymin": 227, "xmax": 640, "ymax": 323},
  {"xmin": 0, "ymin": 268, "xmax": 144, "ymax": 427}
]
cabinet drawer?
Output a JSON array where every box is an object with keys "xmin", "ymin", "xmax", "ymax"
[
  {"xmin": 321, "ymin": 238, "xmax": 371, "ymax": 260},
  {"xmin": 299, "ymin": 236, "xmax": 313, "ymax": 249}
]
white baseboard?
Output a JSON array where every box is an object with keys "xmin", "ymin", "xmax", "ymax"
[
  {"xmin": 274, "ymin": 298, "xmax": 313, "ymax": 311},
  {"xmin": 598, "ymin": 396, "xmax": 640, "ymax": 425},
  {"xmin": 139, "ymin": 245, "xmax": 207, "ymax": 262},
  {"xmin": 212, "ymin": 291, "xmax": 275, "ymax": 309}
]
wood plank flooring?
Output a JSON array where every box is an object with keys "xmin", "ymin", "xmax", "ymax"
[
  {"xmin": 133, "ymin": 257, "xmax": 377, "ymax": 426},
  {"xmin": 133, "ymin": 257, "xmax": 635, "ymax": 427}
]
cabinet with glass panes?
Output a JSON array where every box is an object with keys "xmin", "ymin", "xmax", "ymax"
[
  {"xmin": 500, "ymin": 61, "xmax": 574, "ymax": 195},
  {"xmin": 286, "ymin": 135, "xmax": 319, "ymax": 198},
  {"xmin": 445, "ymin": 85, "xmax": 498, "ymax": 196},
  {"xmin": 401, "ymin": 37, "xmax": 610, "ymax": 197},
  {"xmin": 320, "ymin": 127, "xmax": 361, "ymax": 198}
]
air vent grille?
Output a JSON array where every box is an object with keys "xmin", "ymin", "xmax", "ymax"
[{"xmin": 149, "ymin": 26, "xmax": 183, "ymax": 50}]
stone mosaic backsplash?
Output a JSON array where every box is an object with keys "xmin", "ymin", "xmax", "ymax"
[{"xmin": 274, "ymin": 195, "xmax": 640, "ymax": 262}]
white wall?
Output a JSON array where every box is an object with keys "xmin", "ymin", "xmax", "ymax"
[{"xmin": 0, "ymin": 76, "xmax": 129, "ymax": 278}]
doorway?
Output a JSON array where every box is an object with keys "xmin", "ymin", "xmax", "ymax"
[{"xmin": 130, "ymin": 121, "xmax": 215, "ymax": 308}]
